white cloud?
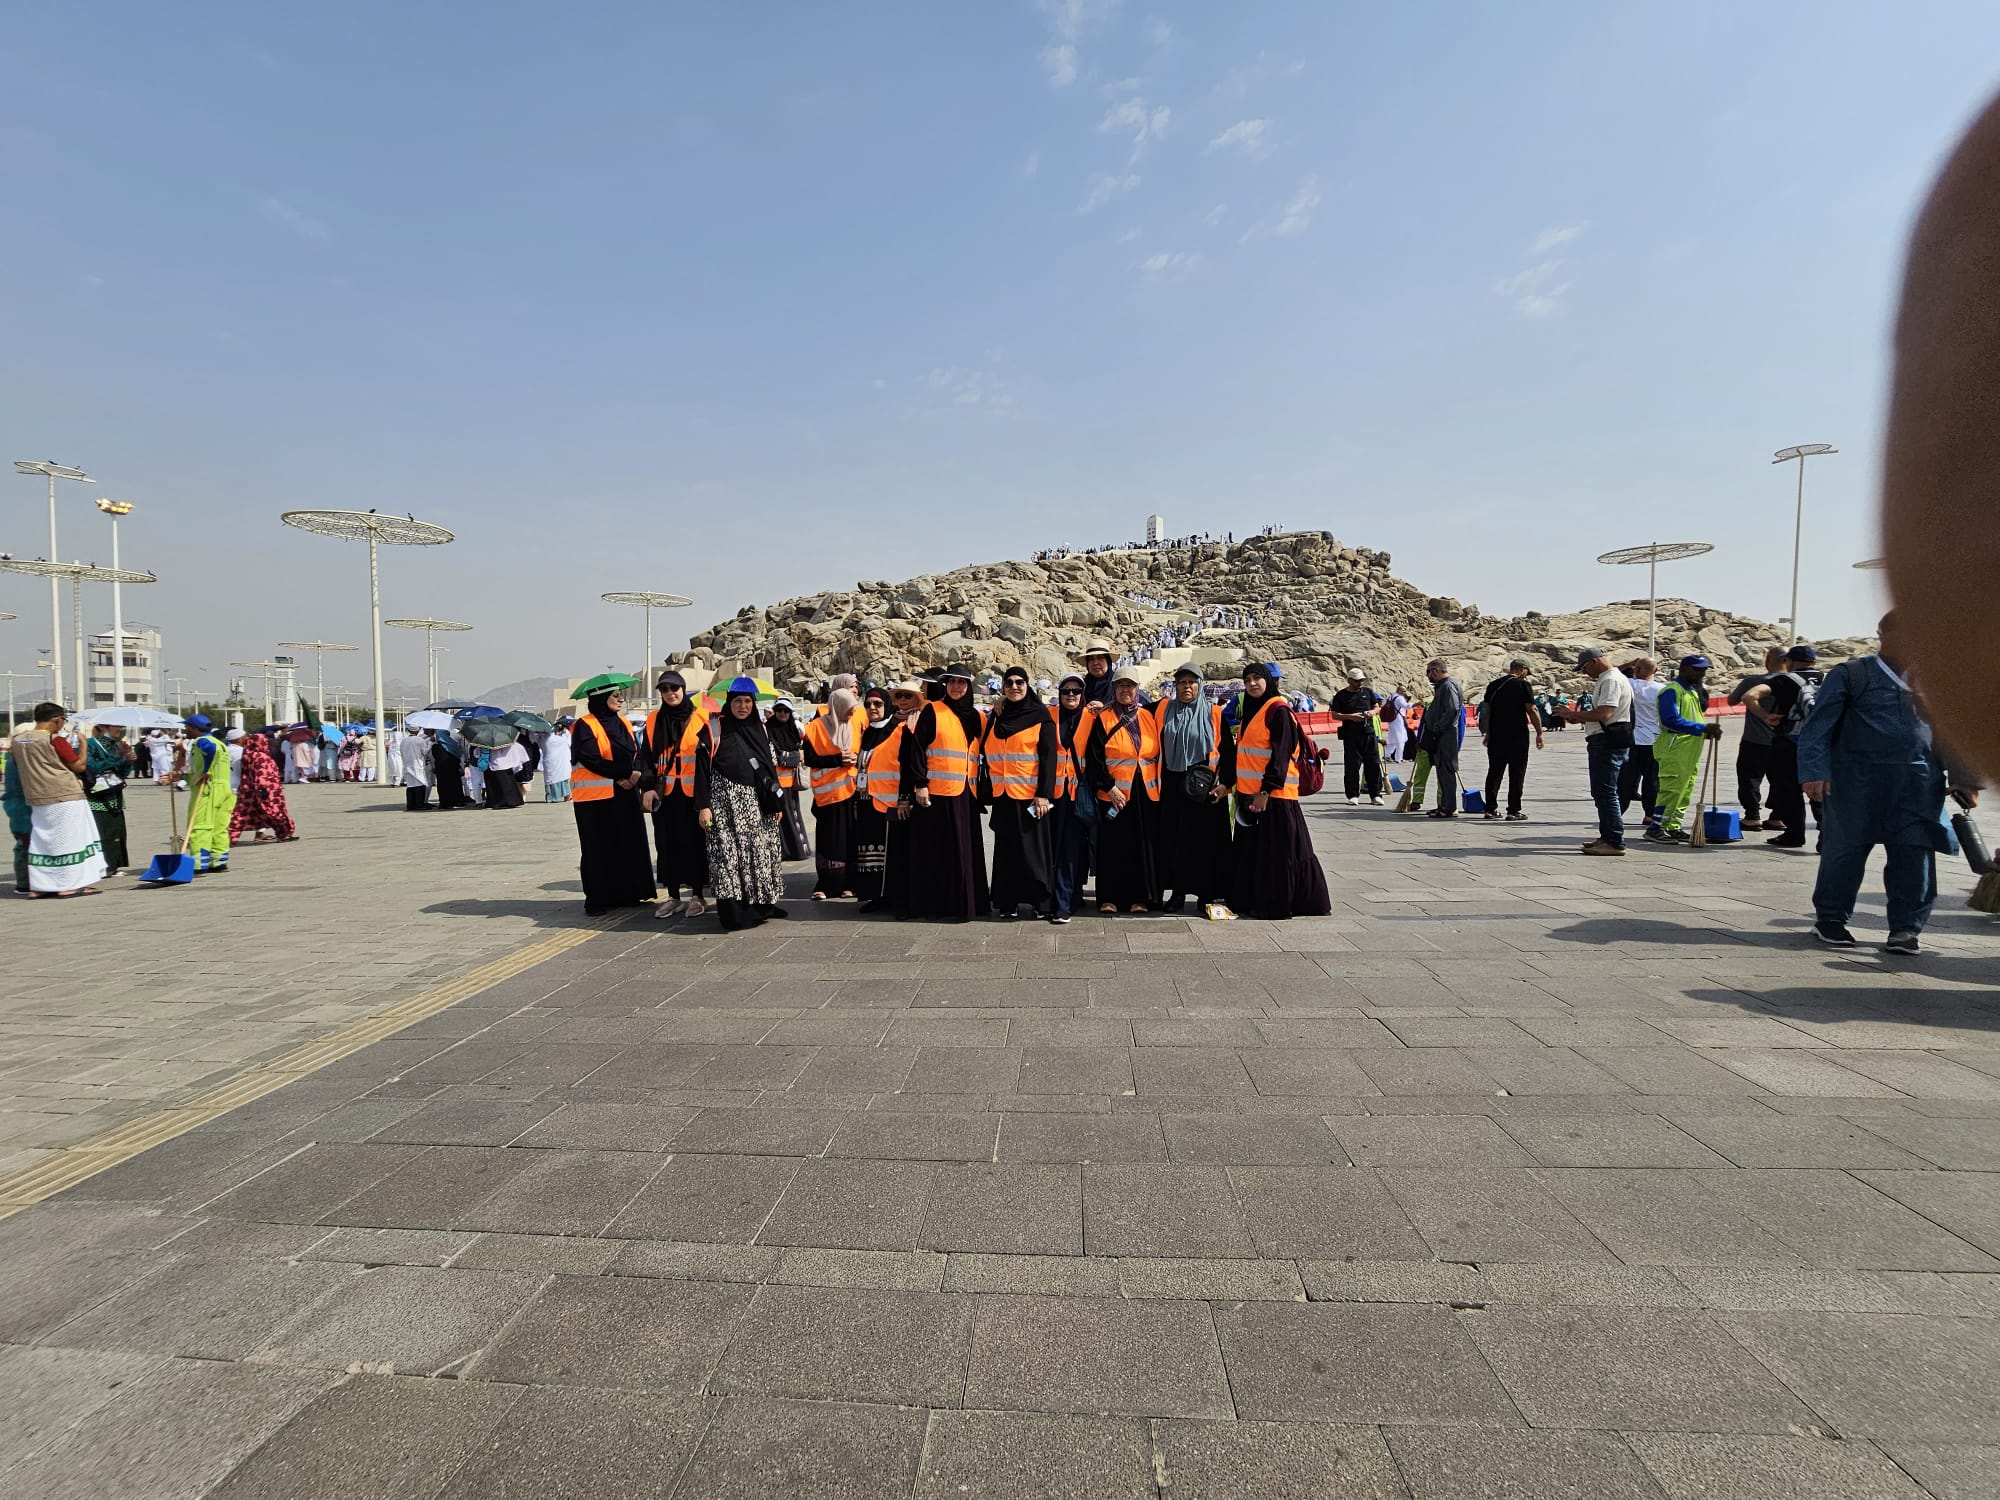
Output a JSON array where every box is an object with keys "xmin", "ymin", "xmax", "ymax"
[
  {"xmin": 1138, "ymin": 250, "xmax": 1201, "ymax": 281},
  {"xmin": 1273, "ymin": 174, "xmax": 1319, "ymax": 235},
  {"xmin": 1494, "ymin": 259, "xmax": 1572, "ymax": 316},
  {"xmin": 1206, "ymin": 118, "xmax": 1272, "ymax": 157},
  {"xmin": 1530, "ymin": 222, "xmax": 1588, "ymax": 254},
  {"xmin": 1212, "ymin": 53, "xmax": 1305, "ymax": 100},
  {"xmin": 1144, "ymin": 17, "xmax": 1174, "ymax": 48},
  {"xmin": 1040, "ymin": 44, "xmax": 1078, "ymax": 86},
  {"xmin": 919, "ymin": 366, "xmax": 1018, "ymax": 416},
  {"xmin": 1099, "ymin": 96, "xmax": 1169, "ymax": 160},
  {"xmin": 1202, "ymin": 203, "xmax": 1226, "ymax": 227},
  {"xmin": 1116, "ymin": 225, "xmax": 1144, "ymax": 243},
  {"xmin": 1036, "ymin": 0, "xmax": 1118, "ymax": 87},
  {"xmin": 1078, "ymin": 171, "xmax": 1142, "ymax": 213},
  {"xmin": 259, "ymin": 195, "xmax": 329, "ymax": 241}
]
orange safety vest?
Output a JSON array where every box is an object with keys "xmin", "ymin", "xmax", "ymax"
[
  {"xmin": 1095, "ymin": 705, "xmax": 1161, "ymax": 802},
  {"xmin": 1055, "ymin": 711, "xmax": 1089, "ymax": 801},
  {"xmin": 979, "ymin": 712, "xmax": 1047, "ymax": 801},
  {"xmin": 1147, "ymin": 699, "xmax": 1224, "ymax": 773},
  {"xmin": 645, "ymin": 700, "xmax": 710, "ymax": 798},
  {"xmin": 571, "ymin": 715, "xmax": 618, "ymax": 803},
  {"xmin": 1235, "ymin": 696, "xmax": 1301, "ymax": 800},
  {"xmin": 865, "ymin": 721, "xmax": 907, "ymax": 811},
  {"xmin": 924, "ymin": 703, "xmax": 980, "ymax": 796},
  {"xmin": 802, "ymin": 709, "xmax": 866, "ymax": 807}
]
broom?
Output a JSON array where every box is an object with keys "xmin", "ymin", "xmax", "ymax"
[{"xmin": 1689, "ymin": 733, "xmax": 1717, "ymax": 847}]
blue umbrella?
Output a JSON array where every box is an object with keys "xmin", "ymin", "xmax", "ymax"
[{"xmin": 457, "ymin": 705, "xmax": 505, "ymax": 720}]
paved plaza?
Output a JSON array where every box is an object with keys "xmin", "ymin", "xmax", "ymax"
[{"xmin": 3, "ymin": 732, "xmax": 1999, "ymax": 1497}]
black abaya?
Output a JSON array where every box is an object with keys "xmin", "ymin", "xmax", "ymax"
[
  {"xmin": 1155, "ymin": 769, "xmax": 1232, "ymax": 905},
  {"xmin": 572, "ymin": 709, "xmax": 656, "ymax": 915},
  {"xmin": 486, "ymin": 768, "xmax": 524, "ymax": 809},
  {"xmin": 1093, "ymin": 793, "xmax": 1161, "ymax": 909},
  {"xmin": 901, "ymin": 702, "xmax": 989, "ymax": 921},
  {"xmin": 434, "ymin": 747, "xmax": 467, "ymax": 809},
  {"xmin": 809, "ymin": 796, "xmax": 857, "ymax": 896},
  {"xmin": 652, "ymin": 792, "xmax": 709, "ymax": 898},
  {"xmin": 988, "ymin": 799, "xmax": 1053, "ymax": 913},
  {"xmin": 1228, "ymin": 696, "xmax": 1331, "ymax": 919}
]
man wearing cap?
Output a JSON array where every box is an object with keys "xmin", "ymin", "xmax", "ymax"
[
  {"xmin": 182, "ymin": 714, "xmax": 236, "ymax": 875},
  {"xmin": 1480, "ymin": 658, "xmax": 1543, "ymax": 821},
  {"xmin": 1560, "ymin": 649, "xmax": 1634, "ymax": 855},
  {"xmin": 1647, "ymin": 656, "xmax": 1725, "ymax": 843},
  {"xmin": 1080, "ymin": 640, "xmax": 1117, "ymax": 708},
  {"xmin": 1745, "ymin": 644, "xmax": 1824, "ymax": 849},
  {"xmin": 1329, "ymin": 668, "xmax": 1386, "ymax": 806}
]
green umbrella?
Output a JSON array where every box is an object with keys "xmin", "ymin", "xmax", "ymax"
[
  {"xmin": 455, "ymin": 717, "xmax": 519, "ymax": 748},
  {"xmin": 570, "ymin": 672, "xmax": 637, "ymax": 700},
  {"xmin": 500, "ymin": 710, "xmax": 555, "ymax": 733}
]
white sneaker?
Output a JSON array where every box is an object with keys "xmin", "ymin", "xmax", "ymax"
[
  {"xmin": 1204, "ymin": 902, "xmax": 1238, "ymax": 922},
  {"xmin": 1345, "ymin": 796, "xmax": 1360, "ymax": 806},
  {"xmin": 1368, "ymin": 795, "xmax": 1384, "ymax": 806}
]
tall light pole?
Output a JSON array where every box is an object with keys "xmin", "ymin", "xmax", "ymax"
[
  {"xmin": 229, "ymin": 660, "xmax": 285, "ymax": 723},
  {"xmin": 13, "ymin": 460, "xmax": 91, "ymax": 704},
  {"xmin": 277, "ymin": 640, "xmax": 356, "ymax": 722},
  {"xmin": 167, "ymin": 675, "xmax": 189, "ymax": 714},
  {"xmin": 1772, "ymin": 444, "xmax": 1837, "ymax": 645},
  {"xmin": 384, "ymin": 618, "xmax": 472, "ymax": 704},
  {"xmin": 1595, "ymin": 542, "xmax": 1716, "ymax": 659},
  {"xmin": 601, "ymin": 591, "xmax": 694, "ymax": 710},
  {"xmin": 0, "ymin": 559, "xmax": 156, "ymax": 713},
  {"xmin": 281, "ymin": 512, "xmax": 455, "ymax": 747},
  {"xmin": 94, "ymin": 499, "xmax": 135, "ymax": 709}
]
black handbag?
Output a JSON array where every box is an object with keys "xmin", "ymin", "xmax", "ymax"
[
  {"xmin": 1182, "ymin": 766, "xmax": 1218, "ymax": 801},
  {"xmin": 750, "ymin": 761, "xmax": 786, "ymax": 816}
]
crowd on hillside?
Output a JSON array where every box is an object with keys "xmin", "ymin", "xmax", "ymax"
[{"xmin": 1031, "ymin": 524, "xmax": 1295, "ymax": 564}]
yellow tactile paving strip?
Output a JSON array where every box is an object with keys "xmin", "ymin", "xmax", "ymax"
[{"xmin": 0, "ymin": 915, "xmax": 625, "ymax": 1219}]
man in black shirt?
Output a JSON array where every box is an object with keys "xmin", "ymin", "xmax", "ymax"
[
  {"xmin": 1480, "ymin": 658, "xmax": 1543, "ymax": 819},
  {"xmin": 1329, "ymin": 669, "xmax": 1385, "ymax": 804},
  {"xmin": 1749, "ymin": 644, "xmax": 1824, "ymax": 848}
]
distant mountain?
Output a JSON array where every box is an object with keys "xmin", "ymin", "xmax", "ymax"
[{"xmin": 469, "ymin": 675, "xmax": 574, "ymax": 710}]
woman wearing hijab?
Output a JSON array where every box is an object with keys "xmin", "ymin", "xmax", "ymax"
[
  {"xmin": 433, "ymin": 733, "xmax": 468, "ymax": 810},
  {"xmin": 1085, "ymin": 668, "xmax": 1164, "ymax": 912},
  {"xmin": 337, "ymin": 730, "xmax": 363, "ymax": 782},
  {"xmin": 764, "ymin": 698, "xmax": 812, "ymax": 863},
  {"xmin": 1231, "ymin": 662, "xmax": 1332, "ymax": 919},
  {"xmin": 1045, "ymin": 673, "xmax": 1093, "ymax": 924},
  {"xmin": 978, "ymin": 667, "xmax": 1059, "ymax": 919},
  {"xmin": 83, "ymin": 721, "xmax": 134, "ymax": 875},
  {"xmin": 640, "ymin": 670, "xmax": 709, "ymax": 917},
  {"xmin": 697, "ymin": 677, "xmax": 788, "ymax": 930},
  {"xmin": 230, "ymin": 730, "xmax": 298, "ymax": 843},
  {"xmin": 900, "ymin": 664, "xmax": 990, "ymax": 921},
  {"xmin": 851, "ymin": 684, "xmax": 898, "ymax": 909},
  {"xmin": 1153, "ymin": 666, "xmax": 1237, "ymax": 920},
  {"xmin": 800, "ymin": 685, "xmax": 867, "ymax": 898},
  {"xmin": 569, "ymin": 676, "xmax": 657, "ymax": 916},
  {"xmin": 486, "ymin": 737, "xmax": 529, "ymax": 809}
]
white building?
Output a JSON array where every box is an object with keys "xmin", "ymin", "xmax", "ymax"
[
  {"xmin": 87, "ymin": 627, "xmax": 164, "ymax": 708},
  {"xmin": 1146, "ymin": 513, "xmax": 1165, "ymax": 545}
]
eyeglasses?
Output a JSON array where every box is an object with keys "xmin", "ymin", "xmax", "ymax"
[{"xmin": 1058, "ymin": 687, "xmax": 1082, "ymax": 696}]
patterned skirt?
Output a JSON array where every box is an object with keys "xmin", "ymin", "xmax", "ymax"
[{"xmin": 705, "ymin": 778, "xmax": 783, "ymax": 904}]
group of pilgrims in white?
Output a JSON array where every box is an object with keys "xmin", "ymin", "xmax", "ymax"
[{"xmin": 564, "ymin": 645, "xmax": 1331, "ymax": 930}]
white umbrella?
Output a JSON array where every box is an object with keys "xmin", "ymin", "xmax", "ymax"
[
  {"xmin": 404, "ymin": 709, "xmax": 454, "ymax": 731},
  {"xmin": 80, "ymin": 706, "xmax": 185, "ymax": 731}
]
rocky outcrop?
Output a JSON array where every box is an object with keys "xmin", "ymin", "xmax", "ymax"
[{"xmin": 666, "ymin": 531, "xmax": 1873, "ymax": 701}]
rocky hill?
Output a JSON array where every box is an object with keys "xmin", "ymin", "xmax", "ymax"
[{"xmin": 666, "ymin": 531, "xmax": 1873, "ymax": 701}]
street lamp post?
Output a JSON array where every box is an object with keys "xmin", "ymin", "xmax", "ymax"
[
  {"xmin": 1594, "ymin": 542, "xmax": 1717, "ymax": 659},
  {"xmin": 1772, "ymin": 444, "xmax": 1837, "ymax": 645},
  {"xmin": 0, "ymin": 559, "xmax": 156, "ymax": 713},
  {"xmin": 383, "ymin": 618, "xmax": 472, "ymax": 704},
  {"xmin": 167, "ymin": 675, "xmax": 189, "ymax": 715},
  {"xmin": 601, "ymin": 591, "xmax": 694, "ymax": 709},
  {"xmin": 281, "ymin": 512, "xmax": 454, "ymax": 750},
  {"xmin": 277, "ymin": 640, "xmax": 357, "ymax": 723},
  {"xmin": 13, "ymin": 460, "xmax": 91, "ymax": 703},
  {"xmin": 94, "ymin": 499, "xmax": 135, "ymax": 710}
]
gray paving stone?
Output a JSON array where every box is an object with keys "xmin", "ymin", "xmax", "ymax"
[
  {"xmin": 432, "ymin": 1387, "xmax": 713, "ymax": 1499},
  {"xmin": 300, "ymin": 1226, "xmax": 477, "ymax": 1266},
  {"xmin": 207, "ymin": 1374, "xmax": 523, "ymax": 1500},
  {"xmin": 1709, "ymin": 1048, "xmax": 1911, "ymax": 1097},
  {"xmin": 1237, "ymin": 1047, "xmax": 1383, "ymax": 1097},
  {"xmin": 1706, "ymin": 1170, "xmax": 2000, "ymax": 1271},
  {"xmin": 788, "ymin": 1044, "xmax": 919, "ymax": 1094},
  {"xmin": 666, "ymin": 1104, "xmax": 849, "ymax": 1156},
  {"xmin": 1627, "ymin": 1433, "xmax": 1929, "ymax": 1499},
  {"xmin": 686, "ymin": 1044, "xmax": 818, "ymax": 1091},
  {"xmin": 0, "ymin": 1358, "xmax": 334, "ymax": 1500},
  {"xmin": 1253, "ymin": 1017, "xmax": 1402, "ymax": 1048},
  {"xmin": 920, "ymin": 1162, "xmax": 1083, "ymax": 1255},
  {"xmin": 1156, "ymin": 1418, "xmax": 1408, "ymax": 1499},
  {"xmin": 1882, "ymin": 1443, "xmax": 2000, "ymax": 1500},
  {"xmin": 1353, "ymin": 1048, "xmax": 1500, "ymax": 1095},
  {"xmin": 1298, "ymin": 1259, "xmax": 1491, "ymax": 1305},
  {"xmin": 572, "ymin": 1042, "xmax": 715, "ymax": 1089},
  {"xmin": 1576, "ymin": 1046, "xmax": 1770, "ymax": 1096},
  {"xmin": 1212, "ymin": 1300, "xmax": 1518, "ymax": 1424},
  {"xmin": 322, "ymin": 1144, "xmax": 540, "ymax": 1231},
  {"xmin": 1497, "ymin": 1114, "xmax": 1729, "ymax": 1168},
  {"xmin": 1228, "ymin": 1165, "xmax": 1431, "ymax": 1260},
  {"xmin": 255, "ymin": 1265, "xmax": 544, "ymax": 1376},
  {"xmin": 610, "ymin": 1240, "xmax": 781, "ymax": 1282},
  {"xmin": 965, "ymin": 1293, "xmax": 1233, "ymax": 1418},
  {"xmin": 996, "ymin": 1111, "xmax": 1168, "ymax": 1162},
  {"xmin": 710, "ymin": 1285, "xmax": 974, "ymax": 1407},
  {"xmin": 0, "ymin": 1345, "xmax": 165, "ymax": 1475},
  {"xmin": 1332, "ymin": 1115, "xmax": 1533, "ymax": 1168},
  {"xmin": 1083, "ymin": 1164, "xmax": 1255, "ymax": 1257},
  {"xmin": 1385, "ymin": 1016, "xmax": 1537, "ymax": 1048},
  {"xmin": 1117, "ymin": 1256, "xmax": 1306, "ymax": 1300},
  {"xmin": 826, "ymin": 1109, "xmax": 999, "ymax": 1161},
  {"xmin": 1666, "ymin": 1115, "xmax": 1931, "ymax": 1169},
  {"xmin": 1723, "ymin": 1310, "xmax": 2000, "ymax": 1443},
  {"xmin": 466, "ymin": 1272, "xmax": 751, "ymax": 1391},
  {"xmin": 198, "ymin": 1142, "xmax": 423, "ymax": 1223},
  {"xmin": 1382, "ymin": 1168, "xmax": 1618, "ymax": 1264},
  {"xmin": 1388, "ymin": 1428, "xmax": 1667, "ymax": 1499},
  {"xmin": 1852, "ymin": 1114, "xmax": 2000, "ymax": 1170},
  {"xmin": 756, "ymin": 1158, "xmax": 937, "ymax": 1250},
  {"xmin": 900, "ymin": 1046, "xmax": 1027, "ymax": 1094},
  {"xmin": 604, "ymin": 1152, "xmax": 802, "ymax": 1242},
  {"xmin": 1016, "ymin": 1045, "xmax": 1136, "ymax": 1095},
  {"xmin": 512, "ymin": 1101, "xmax": 698, "ymax": 1151},
  {"xmin": 1464, "ymin": 1305, "xmax": 1820, "ymax": 1433},
  {"xmin": 912, "ymin": 1410, "xmax": 1151, "ymax": 1499},
  {"xmin": 942, "ymin": 1252, "xmax": 1124, "ymax": 1297},
  {"xmin": 1857, "ymin": 1170, "xmax": 2000, "ymax": 1258},
  {"xmin": 1474, "ymin": 1046, "xmax": 1634, "ymax": 1096},
  {"xmin": 1479, "ymin": 1262, "xmax": 1700, "ymax": 1308},
  {"xmin": 451, "ymin": 1232, "xmax": 623, "ymax": 1274},
  {"xmin": 54, "ymin": 1130, "xmax": 281, "ymax": 1205},
  {"xmin": 1531, "ymin": 1169, "xmax": 1803, "ymax": 1266},
  {"xmin": 671, "ymin": 1395, "xmax": 925, "ymax": 1500},
  {"xmin": 451, "ymin": 1148, "xmax": 665, "ymax": 1236},
  {"xmin": 44, "ymin": 1257, "xmax": 352, "ymax": 1359},
  {"xmin": 1160, "ymin": 1112, "xmax": 1342, "ymax": 1164},
  {"xmin": 365, "ymin": 1097, "xmax": 561, "ymax": 1147},
  {"xmin": 771, "ymin": 1246, "xmax": 947, "ymax": 1291}
]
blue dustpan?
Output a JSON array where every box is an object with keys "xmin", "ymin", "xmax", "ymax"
[{"xmin": 138, "ymin": 849, "xmax": 195, "ymax": 885}]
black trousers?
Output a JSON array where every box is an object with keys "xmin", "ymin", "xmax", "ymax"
[
  {"xmin": 1618, "ymin": 744, "xmax": 1660, "ymax": 819},
  {"xmin": 1425, "ymin": 739, "xmax": 1460, "ymax": 812},
  {"xmin": 404, "ymin": 785, "xmax": 430, "ymax": 811},
  {"xmin": 1341, "ymin": 733, "xmax": 1383, "ymax": 798},
  {"xmin": 1735, "ymin": 738, "xmax": 1773, "ymax": 819},
  {"xmin": 1766, "ymin": 736, "xmax": 1805, "ymax": 836},
  {"xmin": 1483, "ymin": 741, "xmax": 1529, "ymax": 815}
]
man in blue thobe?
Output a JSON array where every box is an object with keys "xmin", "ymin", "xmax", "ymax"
[{"xmin": 1799, "ymin": 613, "xmax": 1981, "ymax": 954}]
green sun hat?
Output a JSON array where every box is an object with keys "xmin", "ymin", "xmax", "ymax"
[{"xmin": 570, "ymin": 672, "xmax": 639, "ymax": 700}]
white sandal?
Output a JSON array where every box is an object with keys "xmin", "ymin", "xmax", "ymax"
[{"xmin": 655, "ymin": 898, "xmax": 687, "ymax": 920}]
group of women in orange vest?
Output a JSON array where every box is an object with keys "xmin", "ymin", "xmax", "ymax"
[{"xmin": 570, "ymin": 659, "xmax": 1332, "ymax": 925}]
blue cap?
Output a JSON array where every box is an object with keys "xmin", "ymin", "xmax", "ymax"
[
  {"xmin": 725, "ymin": 676, "xmax": 759, "ymax": 698},
  {"xmin": 1785, "ymin": 645, "xmax": 1818, "ymax": 663},
  {"xmin": 184, "ymin": 714, "xmax": 212, "ymax": 731},
  {"xmin": 1679, "ymin": 654, "xmax": 1711, "ymax": 671},
  {"xmin": 1246, "ymin": 661, "xmax": 1283, "ymax": 681}
]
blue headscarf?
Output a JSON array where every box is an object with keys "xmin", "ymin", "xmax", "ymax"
[{"xmin": 1160, "ymin": 680, "xmax": 1216, "ymax": 773}]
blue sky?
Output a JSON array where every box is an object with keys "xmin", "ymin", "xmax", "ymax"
[{"xmin": 3, "ymin": 2, "xmax": 1997, "ymax": 699}]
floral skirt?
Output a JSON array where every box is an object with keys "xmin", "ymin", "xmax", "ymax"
[{"xmin": 705, "ymin": 779, "xmax": 783, "ymax": 904}]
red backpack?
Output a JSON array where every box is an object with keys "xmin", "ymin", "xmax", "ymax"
[{"xmin": 1293, "ymin": 719, "xmax": 1327, "ymax": 796}]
